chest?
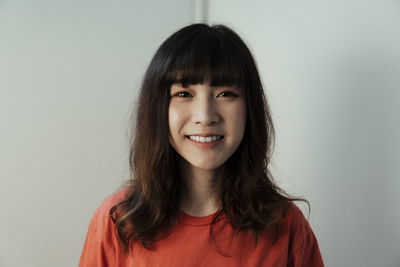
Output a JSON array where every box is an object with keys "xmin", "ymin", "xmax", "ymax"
[{"xmin": 120, "ymin": 222, "xmax": 291, "ymax": 267}]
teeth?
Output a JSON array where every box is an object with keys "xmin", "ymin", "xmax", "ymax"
[{"xmin": 189, "ymin": 136, "xmax": 222, "ymax": 143}]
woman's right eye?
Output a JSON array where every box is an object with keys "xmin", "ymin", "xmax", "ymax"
[{"xmin": 173, "ymin": 91, "xmax": 192, "ymax": 97}]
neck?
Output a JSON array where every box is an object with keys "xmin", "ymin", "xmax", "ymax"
[{"xmin": 179, "ymin": 160, "xmax": 222, "ymax": 217}]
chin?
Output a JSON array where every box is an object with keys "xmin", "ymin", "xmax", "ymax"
[{"xmin": 191, "ymin": 160, "xmax": 224, "ymax": 171}]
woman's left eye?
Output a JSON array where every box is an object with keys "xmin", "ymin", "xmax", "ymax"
[{"xmin": 217, "ymin": 91, "xmax": 238, "ymax": 98}]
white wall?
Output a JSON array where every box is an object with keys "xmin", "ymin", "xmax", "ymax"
[
  {"xmin": 208, "ymin": 1, "xmax": 400, "ymax": 266},
  {"xmin": 0, "ymin": 1, "xmax": 194, "ymax": 266}
]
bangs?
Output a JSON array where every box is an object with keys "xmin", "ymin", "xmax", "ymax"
[{"xmin": 164, "ymin": 29, "xmax": 247, "ymax": 88}]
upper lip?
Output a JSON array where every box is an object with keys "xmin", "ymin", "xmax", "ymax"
[{"xmin": 186, "ymin": 134, "xmax": 224, "ymax": 137}]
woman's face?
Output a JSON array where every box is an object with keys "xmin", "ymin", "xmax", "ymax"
[{"xmin": 168, "ymin": 83, "xmax": 246, "ymax": 171}]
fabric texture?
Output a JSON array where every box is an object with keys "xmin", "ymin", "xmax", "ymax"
[{"xmin": 79, "ymin": 189, "xmax": 324, "ymax": 267}]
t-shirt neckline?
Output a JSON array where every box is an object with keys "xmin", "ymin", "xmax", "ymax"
[{"xmin": 178, "ymin": 209, "xmax": 225, "ymax": 226}]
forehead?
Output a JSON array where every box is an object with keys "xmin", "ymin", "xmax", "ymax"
[
  {"xmin": 167, "ymin": 69, "xmax": 243, "ymax": 88},
  {"xmin": 163, "ymin": 37, "xmax": 247, "ymax": 90}
]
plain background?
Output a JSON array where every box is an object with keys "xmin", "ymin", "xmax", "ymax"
[{"xmin": 1, "ymin": 1, "xmax": 399, "ymax": 266}]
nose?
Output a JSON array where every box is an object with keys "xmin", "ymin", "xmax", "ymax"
[{"xmin": 191, "ymin": 97, "xmax": 221, "ymax": 126}]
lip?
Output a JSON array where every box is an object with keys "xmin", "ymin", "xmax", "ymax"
[
  {"xmin": 185, "ymin": 134, "xmax": 224, "ymax": 147},
  {"xmin": 186, "ymin": 133, "xmax": 224, "ymax": 137}
]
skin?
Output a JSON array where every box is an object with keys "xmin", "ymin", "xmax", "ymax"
[{"xmin": 168, "ymin": 83, "xmax": 247, "ymax": 216}]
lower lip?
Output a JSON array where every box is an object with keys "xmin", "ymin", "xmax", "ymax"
[{"xmin": 186, "ymin": 137, "xmax": 224, "ymax": 148}]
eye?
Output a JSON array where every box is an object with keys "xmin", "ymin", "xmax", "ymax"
[
  {"xmin": 217, "ymin": 91, "xmax": 238, "ymax": 98},
  {"xmin": 172, "ymin": 91, "xmax": 192, "ymax": 97}
]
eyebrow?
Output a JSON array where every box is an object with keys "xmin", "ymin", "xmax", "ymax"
[
  {"xmin": 172, "ymin": 77, "xmax": 242, "ymax": 87},
  {"xmin": 171, "ymin": 82, "xmax": 241, "ymax": 89},
  {"xmin": 170, "ymin": 84, "xmax": 244, "ymax": 95}
]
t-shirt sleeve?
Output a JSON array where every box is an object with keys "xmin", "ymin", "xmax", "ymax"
[
  {"xmin": 79, "ymin": 205, "xmax": 117, "ymax": 267},
  {"xmin": 287, "ymin": 205, "xmax": 324, "ymax": 267},
  {"xmin": 79, "ymin": 190, "xmax": 128, "ymax": 267}
]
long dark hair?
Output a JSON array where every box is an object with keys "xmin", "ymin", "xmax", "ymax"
[{"xmin": 110, "ymin": 23, "xmax": 306, "ymax": 254}]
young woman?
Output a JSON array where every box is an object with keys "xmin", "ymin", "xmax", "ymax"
[{"xmin": 79, "ymin": 23, "xmax": 324, "ymax": 266}]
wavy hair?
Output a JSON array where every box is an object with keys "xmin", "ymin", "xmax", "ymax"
[{"xmin": 110, "ymin": 23, "xmax": 306, "ymax": 254}]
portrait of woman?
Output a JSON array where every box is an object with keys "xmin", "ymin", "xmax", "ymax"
[
  {"xmin": 79, "ymin": 23, "xmax": 324, "ymax": 266},
  {"xmin": 3, "ymin": 1, "xmax": 399, "ymax": 266}
]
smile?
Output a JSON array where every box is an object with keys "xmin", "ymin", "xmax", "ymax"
[{"xmin": 187, "ymin": 135, "xmax": 224, "ymax": 143}]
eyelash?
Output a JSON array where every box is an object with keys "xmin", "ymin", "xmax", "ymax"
[
  {"xmin": 217, "ymin": 92, "xmax": 238, "ymax": 98},
  {"xmin": 174, "ymin": 91, "xmax": 191, "ymax": 97},
  {"xmin": 172, "ymin": 91, "xmax": 238, "ymax": 98}
]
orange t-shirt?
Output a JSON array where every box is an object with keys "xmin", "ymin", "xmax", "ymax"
[{"xmin": 79, "ymin": 189, "xmax": 324, "ymax": 266}]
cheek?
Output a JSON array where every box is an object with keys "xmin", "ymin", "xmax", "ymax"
[
  {"xmin": 168, "ymin": 105, "xmax": 184, "ymax": 136},
  {"xmin": 234, "ymin": 100, "xmax": 247, "ymax": 133},
  {"xmin": 168, "ymin": 107, "xmax": 178, "ymax": 147}
]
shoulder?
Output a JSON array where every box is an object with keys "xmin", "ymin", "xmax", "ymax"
[
  {"xmin": 79, "ymin": 188, "xmax": 131, "ymax": 266},
  {"xmin": 86, "ymin": 187, "xmax": 130, "ymax": 237},
  {"xmin": 89, "ymin": 188, "xmax": 128, "ymax": 229},
  {"xmin": 91, "ymin": 187, "xmax": 129, "ymax": 222},
  {"xmin": 279, "ymin": 202, "xmax": 324, "ymax": 266},
  {"xmin": 279, "ymin": 202, "xmax": 314, "ymax": 245},
  {"xmin": 282, "ymin": 202, "xmax": 310, "ymax": 234},
  {"xmin": 83, "ymin": 187, "xmax": 131, "ymax": 245}
]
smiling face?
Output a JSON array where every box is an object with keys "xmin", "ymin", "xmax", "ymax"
[{"xmin": 168, "ymin": 83, "xmax": 247, "ymax": 171}]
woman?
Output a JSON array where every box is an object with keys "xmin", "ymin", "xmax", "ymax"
[{"xmin": 79, "ymin": 23, "xmax": 324, "ymax": 266}]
